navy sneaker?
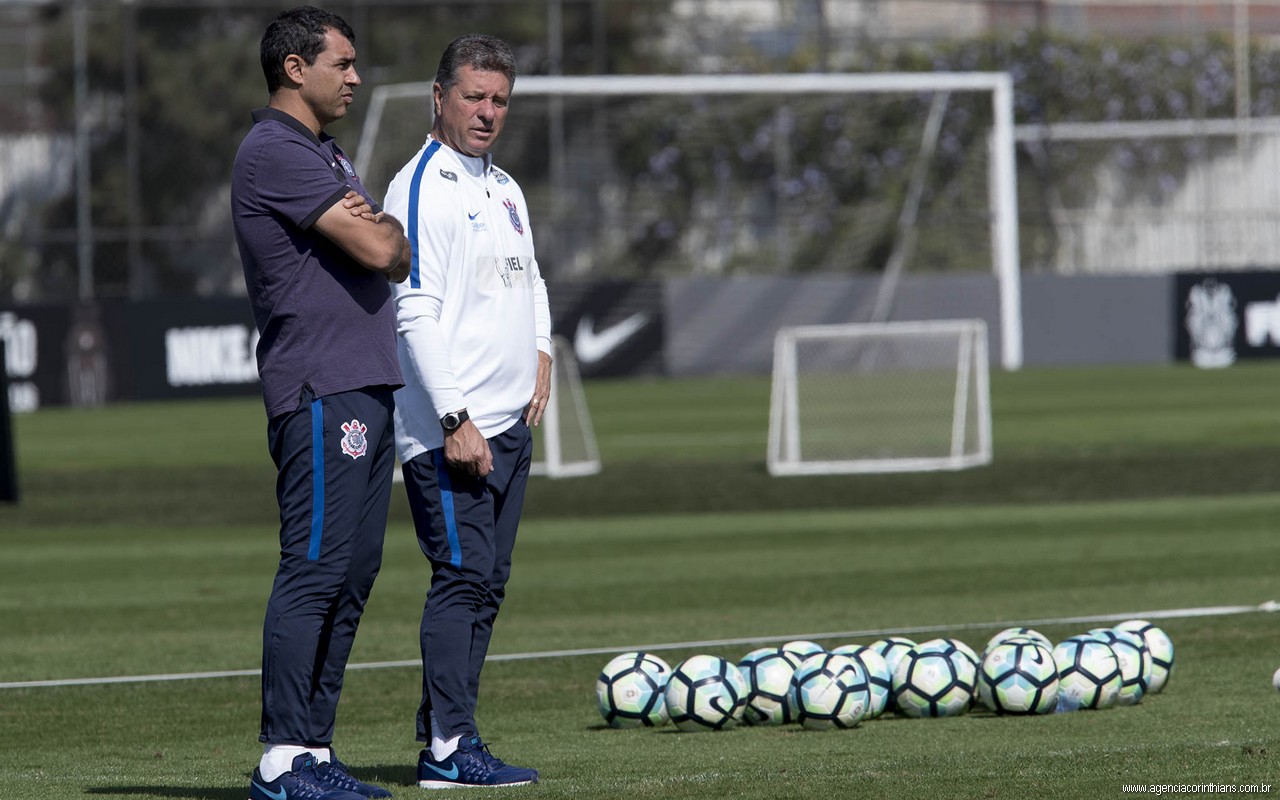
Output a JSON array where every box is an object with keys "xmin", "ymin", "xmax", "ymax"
[
  {"xmin": 249, "ymin": 753, "xmax": 366, "ymax": 800},
  {"xmin": 316, "ymin": 754, "xmax": 393, "ymax": 799},
  {"xmin": 416, "ymin": 735, "xmax": 539, "ymax": 789}
]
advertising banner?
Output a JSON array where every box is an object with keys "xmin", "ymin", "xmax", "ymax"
[
  {"xmin": 0, "ymin": 342, "xmax": 17, "ymax": 502},
  {"xmin": 107, "ymin": 298, "xmax": 260, "ymax": 401},
  {"xmin": 551, "ymin": 280, "xmax": 664, "ymax": 378},
  {"xmin": 0, "ymin": 304, "xmax": 74, "ymax": 411},
  {"xmin": 1175, "ymin": 272, "xmax": 1280, "ymax": 367}
]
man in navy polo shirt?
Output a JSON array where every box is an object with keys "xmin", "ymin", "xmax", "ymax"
[{"xmin": 231, "ymin": 7, "xmax": 409, "ymax": 800}]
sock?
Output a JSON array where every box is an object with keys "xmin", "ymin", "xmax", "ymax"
[
  {"xmin": 431, "ymin": 734, "xmax": 461, "ymax": 762},
  {"xmin": 259, "ymin": 744, "xmax": 310, "ymax": 783},
  {"xmin": 309, "ymin": 747, "xmax": 332, "ymax": 764}
]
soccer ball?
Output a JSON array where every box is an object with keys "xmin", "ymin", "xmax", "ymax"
[
  {"xmin": 1273, "ymin": 666, "xmax": 1280, "ymax": 692},
  {"xmin": 892, "ymin": 646, "xmax": 976, "ymax": 718},
  {"xmin": 917, "ymin": 637, "xmax": 980, "ymax": 672},
  {"xmin": 977, "ymin": 640, "xmax": 1059, "ymax": 715},
  {"xmin": 791, "ymin": 653, "xmax": 871, "ymax": 730},
  {"xmin": 1052, "ymin": 636, "xmax": 1122, "ymax": 711},
  {"xmin": 1115, "ymin": 620, "xmax": 1174, "ymax": 694},
  {"xmin": 664, "ymin": 655, "xmax": 748, "ymax": 732},
  {"xmin": 830, "ymin": 644, "xmax": 892, "ymax": 719},
  {"xmin": 870, "ymin": 637, "xmax": 916, "ymax": 676},
  {"xmin": 596, "ymin": 652, "xmax": 672, "ymax": 728},
  {"xmin": 983, "ymin": 627, "xmax": 1052, "ymax": 656},
  {"xmin": 870, "ymin": 636, "xmax": 916, "ymax": 710},
  {"xmin": 781, "ymin": 640, "xmax": 826, "ymax": 661},
  {"xmin": 738, "ymin": 647, "xmax": 799, "ymax": 726},
  {"xmin": 1086, "ymin": 628, "xmax": 1150, "ymax": 706}
]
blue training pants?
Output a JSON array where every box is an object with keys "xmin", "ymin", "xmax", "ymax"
[
  {"xmin": 402, "ymin": 421, "xmax": 533, "ymax": 742},
  {"xmin": 260, "ymin": 385, "xmax": 396, "ymax": 746}
]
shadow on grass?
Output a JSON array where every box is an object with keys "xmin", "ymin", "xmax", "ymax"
[
  {"xmin": 85, "ymin": 765, "xmax": 419, "ymax": 799},
  {"xmin": 86, "ymin": 788, "xmax": 246, "ymax": 800}
]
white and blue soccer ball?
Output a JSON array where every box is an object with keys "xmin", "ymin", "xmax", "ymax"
[
  {"xmin": 1115, "ymin": 620, "xmax": 1174, "ymax": 694},
  {"xmin": 791, "ymin": 653, "xmax": 871, "ymax": 730},
  {"xmin": 596, "ymin": 651, "xmax": 672, "ymax": 728},
  {"xmin": 664, "ymin": 655, "xmax": 748, "ymax": 732},
  {"xmin": 977, "ymin": 640, "xmax": 1059, "ymax": 715},
  {"xmin": 1087, "ymin": 628, "xmax": 1150, "ymax": 706},
  {"xmin": 738, "ymin": 647, "xmax": 799, "ymax": 726},
  {"xmin": 983, "ymin": 627, "xmax": 1052, "ymax": 657},
  {"xmin": 1053, "ymin": 636, "xmax": 1122, "ymax": 711},
  {"xmin": 830, "ymin": 644, "xmax": 892, "ymax": 719},
  {"xmin": 870, "ymin": 637, "xmax": 917, "ymax": 676},
  {"xmin": 892, "ymin": 646, "xmax": 976, "ymax": 718},
  {"xmin": 781, "ymin": 640, "xmax": 827, "ymax": 661},
  {"xmin": 917, "ymin": 637, "xmax": 980, "ymax": 673}
]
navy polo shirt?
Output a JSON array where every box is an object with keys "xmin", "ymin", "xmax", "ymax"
[{"xmin": 232, "ymin": 108, "xmax": 402, "ymax": 418}]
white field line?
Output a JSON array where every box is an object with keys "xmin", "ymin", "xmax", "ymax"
[{"xmin": 3, "ymin": 601, "xmax": 1275, "ymax": 691}]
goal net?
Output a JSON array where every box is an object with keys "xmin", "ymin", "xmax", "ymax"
[
  {"xmin": 531, "ymin": 334, "xmax": 601, "ymax": 478},
  {"xmin": 354, "ymin": 74, "xmax": 1023, "ymax": 369},
  {"xmin": 767, "ymin": 320, "xmax": 991, "ymax": 476}
]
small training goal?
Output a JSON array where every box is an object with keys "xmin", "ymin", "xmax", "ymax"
[{"xmin": 767, "ymin": 320, "xmax": 991, "ymax": 476}]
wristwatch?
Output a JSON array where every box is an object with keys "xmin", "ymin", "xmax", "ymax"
[{"xmin": 440, "ymin": 408, "xmax": 469, "ymax": 433}]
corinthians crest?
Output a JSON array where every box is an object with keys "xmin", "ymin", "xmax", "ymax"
[
  {"xmin": 340, "ymin": 419, "xmax": 368, "ymax": 460},
  {"xmin": 1185, "ymin": 279, "xmax": 1238, "ymax": 368}
]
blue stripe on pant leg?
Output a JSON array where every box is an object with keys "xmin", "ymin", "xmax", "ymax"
[
  {"xmin": 431, "ymin": 449, "xmax": 463, "ymax": 569},
  {"xmin": 309, "ymin": 396, "xmax": 325, "ymax": 561}
]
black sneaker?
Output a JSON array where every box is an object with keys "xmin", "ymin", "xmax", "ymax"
[
  {"xmin": 248, "ymin": 753, "xmax": 366, "ymax": 800},
  {"xmin": 315, "ymin": 753, "xmax": 393, "ymax": 799},
  {"xmin": 416, "ymin": 735, "xmax": 539, "ymax": 789}
]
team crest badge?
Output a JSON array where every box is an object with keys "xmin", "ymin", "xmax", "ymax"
[
  {"xmin": 334, "ymin": 152, "xmax": 356, "ymax": 177},
  {"xmin": 340, "ymin": 419, "xmax": 368, "ymax": 460},
  {"xmin": 503, "ymin": 198, "xmax": 524, "ymax": 235},
  {"xmin": 1186, "ymin": 279, "xmax": 1237, "ymax": 368}
]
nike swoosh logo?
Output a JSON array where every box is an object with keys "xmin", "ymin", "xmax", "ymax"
[
  {"xmin": 468, "ymin": 211, "xmax": 481, "ymax": 220},
  {"xmin": 422, "ymin": 762, "xmax": 460, "ymax": 780},
  {"xmin": 252, "ymin": 782, "xmax": 287, "ymax": 800},
  {"xmin": 574, "ymin": 312, "xmax": 649, "ymax": 365}
]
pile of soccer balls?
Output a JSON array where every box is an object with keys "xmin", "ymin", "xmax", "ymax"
[{"xmin": 595, "ymin": 620, "xmax": 1174, "ymax": 731}]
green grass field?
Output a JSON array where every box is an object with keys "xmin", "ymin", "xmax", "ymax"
[{"xmin": 3, "ymin": 363, "xmax": 1280, "ymax": 799}]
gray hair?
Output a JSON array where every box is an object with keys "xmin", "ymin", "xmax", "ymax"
[{"xmin": 434, "ymin": 34, "xmax": 517, "ymax": 93}]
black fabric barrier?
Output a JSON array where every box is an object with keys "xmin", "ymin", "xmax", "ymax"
[
  {"xmin": 1, "ymin": 283, "xmax": 665, "ymax": 409},
  {"xmin": 0, "ymin": 342, "xmax": 18, "ymax": 503},
  {"xmin": 1176, "ymin": 272, "xmax": 1280, "ymax": 367}
]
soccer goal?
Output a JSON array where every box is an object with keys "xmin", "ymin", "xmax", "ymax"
[
  {"xmin": 354, "ymin": 73, "xmax": 1024, "ymax": 370},
  {"xmin": 766, "ymin": 320, "xmax": 992, "ymax": 476},
  {"xmin": 530, "ymin": 334, "xmax": 601, "ymax": 478},
  {"xmin": 391, "ymin": 335, "xmax": 599, "ymax": 483}
]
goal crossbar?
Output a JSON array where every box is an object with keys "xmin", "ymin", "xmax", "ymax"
[{"xmin": 355, "ymin": 73, "xmax": 1023, "ymax": 370}]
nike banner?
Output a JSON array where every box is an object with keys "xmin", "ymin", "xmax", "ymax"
[{"xmin": 551, "ymin": 280, "xmax": 664, "ymax": 378}]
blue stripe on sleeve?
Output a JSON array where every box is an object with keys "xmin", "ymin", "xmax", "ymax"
[
  {"xmin": 432, "ymin": 449, "xmax": 463, "ymax": 569},
  {"xmin": 308, "ymin": 396, "xmax": 325, "ymax": 561},
  {"xmin": 407, "ymin": 140, "xmax": 443, "ymax": 289}
]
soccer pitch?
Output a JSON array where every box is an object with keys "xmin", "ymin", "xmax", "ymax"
[{"xmin": 2, "ymin": 364, "xmax": 1280, "ymax": 799}]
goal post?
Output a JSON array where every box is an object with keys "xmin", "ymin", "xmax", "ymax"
[
  {"xmin": 530, "ymin": 334, "xmax": 601, "ymax": 478},
  {"xmin": 767, "ymin": 320, "xmax": 992, "ymax": 476},
  {"xmin": 354, "ymin": 73, "xmax": 1023, "ymax": 370},
  {"xmin": 392, "ymin": 334, "xmax": 599, "ymax": 484}
]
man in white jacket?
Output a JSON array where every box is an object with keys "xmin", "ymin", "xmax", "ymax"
[{"xmin": 382, "ymin": 34, "xmax": 550, "ymax": 789}]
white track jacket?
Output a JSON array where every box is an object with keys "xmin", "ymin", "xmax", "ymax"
[{"xmin": 383, "ymin": 135, "xmax": 552, "ymax": 463}]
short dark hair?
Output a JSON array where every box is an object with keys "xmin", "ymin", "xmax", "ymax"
[
  {"xmin": 434, "ymin": 34, "xmax": 517, "ymax": 94},
  {"xmin": 260, "ymin": 6, "xmax": 355, "ymax": 93}
]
